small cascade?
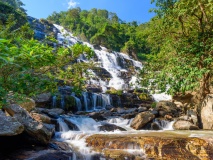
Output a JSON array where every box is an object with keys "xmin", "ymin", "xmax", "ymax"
[
  {"xmin": 92, "ymin": 93, "xmax": 97, "ymax": 110},
  {"xmin": 52, "ymin": 95, "xmax": 57, "ymax": 108},
  {"xmin": 82, "ymin": 92, "xmax": 88, "ymax": 111},
  {"xmin": 106, "ymin": 117, "xmax": 134, "ymax": 131},
  {"xmin": 57, "ymin": 118, "xmax": 70, "ymax": 132},
  {"xmin": 101, "ymin": 94, "xmax": 111, "ymax": 108},
  {"xmin": 153, "ymin": 119, "xmax": 174, "ymax": 130},
  {"xmin": 68, "ymin": 116, "xmax": 100, "ymax": 132},
  {"xmin": 71, "ymin": 93, "xmax": 82, "ymax": 111}
]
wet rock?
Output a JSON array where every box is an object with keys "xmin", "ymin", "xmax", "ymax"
[
  {"xmin": 88, "ymin": 112, "xmax": 106, "ymax": 121},
  {"xmin": 151, "ymin": 122, "xmax": 161, "ymax": 130},
  {"xmin": 33, "ymin": 93, "xmax": 51, "ymax": 107},
  {"xmin": 64, "ymin": 118, "xmax": 79, "ymax": 131},
  {"xmin": 130, "ymin": 111, "xmax": 155, "ymax": 130},
  {"xmin": 102, "ymin": 111, "xmax": 112, "ymax": 117},
  {"xmin": 0, "ymin": 110, "xmax": 24, "ymax": 136},
  {"xmin": 93, "ymin": 44, "xmax": 101, "ymax": 50},
  {"xmin": 86, "ymin": 85, "xmax": 102, "ymax": 93},
  {"xmin": 92, "ymin": 67, "xmax": 112, "ymax": 80},
  {"xmin": 99, "ymin": 123, "xmax": 126, "ymax": 131},
  {"xmin": 105, "ymin": 105, "xmax": 113, "ymax": 110},
  {"xmin": 49, "ymin": 141, "xmax": 72, "ymax": 151},
  {"xmin": 4, "ymin": 104, "xmax": 55, "ymax": 144},
  {"xmin": 201, "ymin": 94, "xmax": 213, "ymax": 129},
  {"xmin": 156, "ymin": 101, "xmax": 179, "ymax": 117},
  {"xmin": 173, "ymin": 120, "xmax": 199, "ymax": 130}
]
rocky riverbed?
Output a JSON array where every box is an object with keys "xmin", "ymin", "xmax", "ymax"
[{"xmin": 0, "ymin": 91, "xmax": 213, "ymax": 160}]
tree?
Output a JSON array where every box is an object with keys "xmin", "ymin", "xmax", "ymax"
[
  {"xmin": 0, "ymin": 0, "xmax": 26, "ymax": 14},
  {"xmin": 0, "ymin": 18, "xmax": 95, "ymax": 107},
  {"xmin": 141, "ymin": 0, "xmax": 213, "ymax": 101}
]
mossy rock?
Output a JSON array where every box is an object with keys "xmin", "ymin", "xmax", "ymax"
[
  {"xmin": 138, "ymin": 93, "xmax": 151, "ymax": 100},
  {"xmin": 106, "ymin": 88, "xmax": 123, "ymax": 96}
]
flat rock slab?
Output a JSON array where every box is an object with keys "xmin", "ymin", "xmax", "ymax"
[{"xmin": 86, "ymin": 131, "xmax": 213, "ymax": 160}]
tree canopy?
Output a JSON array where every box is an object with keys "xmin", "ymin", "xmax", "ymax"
[{"xmin": 141, "ymin": 0, "xmax": 213, "ymax": 101}]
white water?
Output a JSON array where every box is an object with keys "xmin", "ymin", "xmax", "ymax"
[
  {"xmin": 57, "ymin": 118, "xmax": 70, "ymax": 132},
  {"xmin": 54, "ymin": 24, "xmax": 172, "ymax": 102},
  {"xmin": 54, "ymin": 115, "xmax": 175, "ymax": 159},
  {"xmin": 52, "ymin": 24, "xmax": 175, "ymax": 159}
]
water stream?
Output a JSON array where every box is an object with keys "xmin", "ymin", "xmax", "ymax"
[{"xmin": 51, "ymin": 24, "xmax": 180, "ymax": 159}]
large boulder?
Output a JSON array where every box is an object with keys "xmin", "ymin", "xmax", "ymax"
[
  {"xmin": 201, "ymin": 94, "xmax": 213, "ymax": 129},
  {"xmin": 173, "ymin": 120, "xmax": 199, "ymax": 130},
  {"xmin": 33, "ymin": 93, "xmax": 51, "ymax": 107},
  {"xmin": 3, "ymin": 104, "xmax": 55, "ymax": 144},
  {"xmin": 130, "ymin": 111, "xmax": 155, "ymax": 130},
  {"xmin": 0, "ymin": 110, "xmax": 24, "ymax": 136}
]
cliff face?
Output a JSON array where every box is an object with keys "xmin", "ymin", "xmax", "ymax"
[{"xmin": 27, "ymin": 16, "xmax": 57, "ymax": 41}]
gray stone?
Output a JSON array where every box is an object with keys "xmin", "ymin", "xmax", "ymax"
[
  {"xmin": 173, "ymin": 120, "xmax": 199, "ymax": 130},
  {"xmin": 34, "ymin": 93, "xmax": 51, "ymax": 103},
  {"xmin": 201, "ymin": 94, "xmax": 213, "ymax": 129},
  {"xmin": 0, "ymin": 110, "xmax": 24, "ymax": 136},
  {"xmin": 3, "ymin": 104, "xmax": 55, "ymax": 144}
]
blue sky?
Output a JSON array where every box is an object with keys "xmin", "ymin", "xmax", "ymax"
[{"xmin": 21, "ymin": 0, "xmax": 155, "ymax": 23}]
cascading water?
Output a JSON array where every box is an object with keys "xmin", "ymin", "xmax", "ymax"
[
  {"xmin": 82, "ymin": 92, "xmax": 88, "ymax": 111},
  {"xmin": 51, "ymin": 24, "xmax": 175, "ymax": 159},
  {"xmin": 71, "ymin": 92, "xmax": 82, "ymax": 111},
  {"xmin": 92, "ymin": 93, "xmax": 97, "ymax": 110},
  {"xmin": 153, "ymin": 119, "xmax": 174, "ymax": 130},
  {"xmin": 52, "ymin": 95, "xmax": 57, "ymax": 108},
  {"xmin": 57, "ymin": 118, "xmax": 70, "ymax": 132}
]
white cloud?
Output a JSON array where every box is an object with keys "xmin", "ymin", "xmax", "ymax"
[{"xmin": 67, "ymin": 0, "xmax": 79, "ymax": 9}]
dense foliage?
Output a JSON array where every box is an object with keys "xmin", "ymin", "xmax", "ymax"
[
  {"xmin": 0, "ymin": 1, "xmax": 27, "ymax": 29},
  {"xmin": 141, "ymin": 0, "xmax": 213, "ymax": 100},
  {"xmin": 47, "ymin": 8, "xmax": 151, "ymax": 60},
  {"xmin": 0, "ymin": 11, "xmax": 94, "ymax": 107}
]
